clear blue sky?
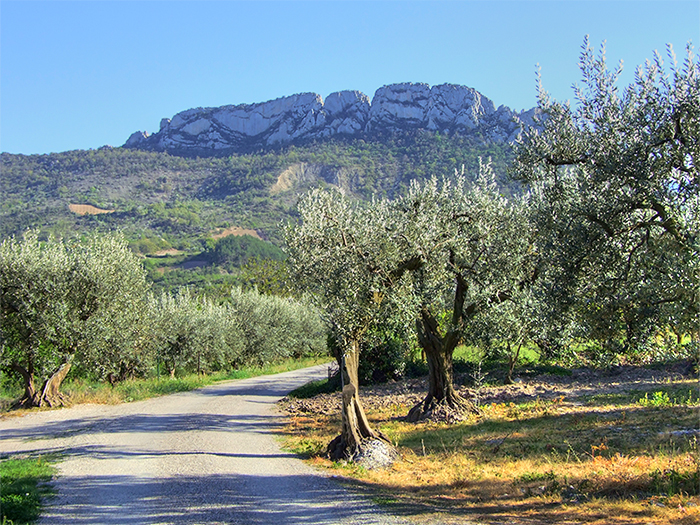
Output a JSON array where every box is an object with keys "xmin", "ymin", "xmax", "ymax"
[{"xmin": 1, "ymin": 0, "xmax": 698, "ymax": 155}]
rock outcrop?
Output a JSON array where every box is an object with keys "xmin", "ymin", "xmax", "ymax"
[{"xmin": 124, "ymin": 83, "xmax": 534, "ymax": 154}]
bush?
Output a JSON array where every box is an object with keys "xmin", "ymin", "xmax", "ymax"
[
  {"xmin": 359, "ymin": 331, "xmax": 412, "ymax": 384},
  {"xmin": 206, "ymin": 235, "xmax": 285, "ymax": 269}
]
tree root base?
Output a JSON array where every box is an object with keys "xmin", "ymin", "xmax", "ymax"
[
  {"xmin": 327, "ymin": 435, "xmax": 398, "ymax": 470},
  {"xmin": 12, "ymin": 392, "xmax": 69, "ymax": 410},
  {"xmin": 407, "ymin": 396, "xmax": 480, "ymax": 424}
]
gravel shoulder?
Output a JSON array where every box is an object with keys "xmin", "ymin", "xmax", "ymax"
[{"xmin": 0, "ymin": 364, "xmax": 408, "ymax": 525}]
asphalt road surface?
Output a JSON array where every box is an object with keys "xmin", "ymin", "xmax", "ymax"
[{"xmin": 0, "ymin": 364, "xmax": 408, "ymax": 524}]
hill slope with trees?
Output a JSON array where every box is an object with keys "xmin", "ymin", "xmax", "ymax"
[{"xmin": 1, "ymin": 132, "xmax": 514, "ymax": 250}]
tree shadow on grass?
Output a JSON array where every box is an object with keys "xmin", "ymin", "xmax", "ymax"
[
  {"xmin": 396, "ymin": 404, "xmax": 698, "ymax": 460},
  {"xmin": 338, "ymin": 472, "xmax": 668, "ymax": 525}
]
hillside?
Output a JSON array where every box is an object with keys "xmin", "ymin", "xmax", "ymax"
[{"xmin": 1, "ymin": 132, "xmax": 516, "ymax": 250}]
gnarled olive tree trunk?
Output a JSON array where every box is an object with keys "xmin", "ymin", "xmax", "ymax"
[
  {"xmin": 327, "ymin": 337, "xmax": 388, "ymax": 460},
  {"xmin": 407, "ymin": 308, "xmax": 473, "ymax": 422},
  {"xmin": 11, "ymin": 358, "xmax": 73, "ymax": 408}
]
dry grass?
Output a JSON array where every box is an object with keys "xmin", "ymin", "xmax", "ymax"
[
  {"xmin": 280, "ymin": 370, "xmax": 700, "ymax": 525},
  {"xmin": 0, "ymin": 356, "xmax": 332, "ymax": 418},
  {"xmin": 210, "ymin": 226, "xmax": 261, "ymax": 240},
  {"xmin": 68, "ymin": 203, "xmax": 115, "ymax": 215}
]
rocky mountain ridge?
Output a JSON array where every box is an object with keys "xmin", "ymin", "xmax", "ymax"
[{"xmin": 125, "ymin": 83, "xmax": 536, "ymax": 155}]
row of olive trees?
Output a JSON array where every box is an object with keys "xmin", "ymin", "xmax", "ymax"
[
  {"xmin": 283, "ymin": 40, "xmax": 699, "ymax": 460},
  {"xmin": 0, "ymin": 232, "xmax": 327, "ymax": 407},
  {"xmin": 284, "ymin": 166, "xmax": 535, "ymax": 457}
]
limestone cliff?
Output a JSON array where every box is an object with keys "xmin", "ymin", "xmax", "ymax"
[{"xmin": 124, "ymin": 83, "xmax": 535, "ymax": 154}]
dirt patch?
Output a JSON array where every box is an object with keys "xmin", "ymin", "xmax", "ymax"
[
  {"xmin": 68, "ymin": 204, "xmax": 115, "ymax": 216},
  {"xmin": 211, "ymin": 226, "xmax": 261, "ymax": 240},
  {"xmin": 151, "ymin": 248, "xmax": 184, "ymax": 257},
  {"xmin": 270, "ymin": 163, "xmax": 325, "ymax": 194},
  {"xmin": 280, "ymin": 362, "xmax": 697, "ymax": 418}
]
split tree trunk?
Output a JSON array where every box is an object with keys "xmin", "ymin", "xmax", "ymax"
[
  {"xmin": 407, "ymin": 309, "xmax": 473, "ymax": 422},
  {"xmin": 327, "ymin": 337, "xmax": 388, "ymax": 460},
  {"xmin": 12, "ymin": 358, "xmax": 73, "ymax": 408}
]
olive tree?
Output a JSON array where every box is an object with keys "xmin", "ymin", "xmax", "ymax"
[
  {"xmin": 0, "ymin": 232, "xmax": 150, "ymax": 406},
  {"xmin": 511, "ymin": 38, "xmax": 699, "ymax": 355},
  {"xmin": 284, "ymin": 189, "xmax": 416, "ymax": 459},
  {"xmin": 391, "ymin": 168, "xmax": 535, "ymax": 420}
]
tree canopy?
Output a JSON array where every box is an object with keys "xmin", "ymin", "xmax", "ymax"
[
  {"xmin": 511, "ymin": 38, "xmax": 699, "ymax": 355},
  {"xmin": 0, "ymin": 232, "xmax": 150, "ymax": 406}
]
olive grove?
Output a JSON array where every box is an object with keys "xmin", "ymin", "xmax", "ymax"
[
  {"xmin": 284, "ymin": 41, "xmax": 698, "ymax": 460},
  {"xmin": 284, "ymin": 167, "xmax": 537, "ymax": 452},
  {"xmin": 1, "ymin": 232, "xmax": 328, "ymax": 407},
  {"xmin": 511, "ymin": 38, "xmax": 699, "ymax": 358}
]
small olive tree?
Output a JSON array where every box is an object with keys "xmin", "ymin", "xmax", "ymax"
[
  {"xmin": 0, "ymin": 232, "xmax": 150, "ymax": 406},
  {"xmin": 284, "ymin": 188, "xmax": 416, "ymax": 459}
]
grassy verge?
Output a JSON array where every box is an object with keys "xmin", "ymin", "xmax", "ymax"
[
  {"xmin": 1, "ymin": 356, "xmax": 331, "ymax": 411},
  {"xmin": 281, "ymin": 371, "xmax": 700, "ymax": 525},
  {"xmin": 64, "ymin": 356, "xmax": 331, "ymax": 405},
  {"xmin": 0, "ymin": 455, "xmax": 57, "ymax": 524}
]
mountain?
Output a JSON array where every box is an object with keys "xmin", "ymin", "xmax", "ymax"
[
  {"xmin": 1, "ymin": 83, "xmax": 532, "ymax": 285},
  {"xmin": 124, "ymin": 83, "xmax": 536, "ymax": 156}
]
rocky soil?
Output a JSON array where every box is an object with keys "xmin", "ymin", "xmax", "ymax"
[{"xmin": 280, "ymin": 361, "xmax": 698, "ymax": 420}]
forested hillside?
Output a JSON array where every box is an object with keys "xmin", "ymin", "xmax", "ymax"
[{"xmin": 1, "ymin": 132, "xmax": 513, "ymax": 250}]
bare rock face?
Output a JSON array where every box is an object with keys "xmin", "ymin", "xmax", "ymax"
[{"xmin": 124, "ymin": 83, "xmax": 533, "ymax": 154}]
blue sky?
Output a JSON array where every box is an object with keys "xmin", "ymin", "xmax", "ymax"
[{"xmin": 1, "ymin": 0, "xmax": 698, "ymax": 155}]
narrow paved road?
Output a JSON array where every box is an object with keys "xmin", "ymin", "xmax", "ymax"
[{"xmin": 0, "ymin": 365, "xmax": 407, "ymax": 524}]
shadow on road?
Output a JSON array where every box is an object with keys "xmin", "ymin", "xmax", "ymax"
[{"xmin": 41, "ymin": 472, "xmax": 393, "ymax": 525}]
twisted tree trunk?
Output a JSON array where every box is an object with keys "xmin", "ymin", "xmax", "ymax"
[
  {"xmin": 12, "ymin": 358, "xmax": 73, "ymax": 408},
  {"xmin": 327, "ymin": 337, "xmax": 388, "ymax": 460},
  {"xmin": 39, "ymin": 359, "xmax": 73, "ymax": 407},
  {"xmin": 10, "ymin": 362, "xmax": 38, "ymax": 408},
  {"xmin": 407, "ymin": 308, "xmax": 473, "ymax": 422}
]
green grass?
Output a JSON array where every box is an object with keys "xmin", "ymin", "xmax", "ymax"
[
  {"xmin": 0, "ymin": 456, "xmax": 57, "ymax": 524},
  {"xmin": 584, "ymin": 385, "xmax": 700, "ymax": 408},
  {"xmin": 287, "ymin": 377, "xmax": 340, "ymax": 399},
  {"xmin": 637, "ymin": 388, "xmax": 699, "ymax": 407}
]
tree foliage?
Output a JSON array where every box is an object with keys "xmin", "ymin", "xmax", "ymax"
[
  {"xmin": 0, "ymin": 232, "xmax": 150, "ymax": 406},
  {"xmin": 146, "ymin": 290, "xmax": 238, "ymax": 377},
  {"xmin": 228, "ymin": 286, "xmax": 327, "ymax": 366},
  {"xmin": 512, "ymin": 38, "xmax": 700, "ymax": 355}
]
